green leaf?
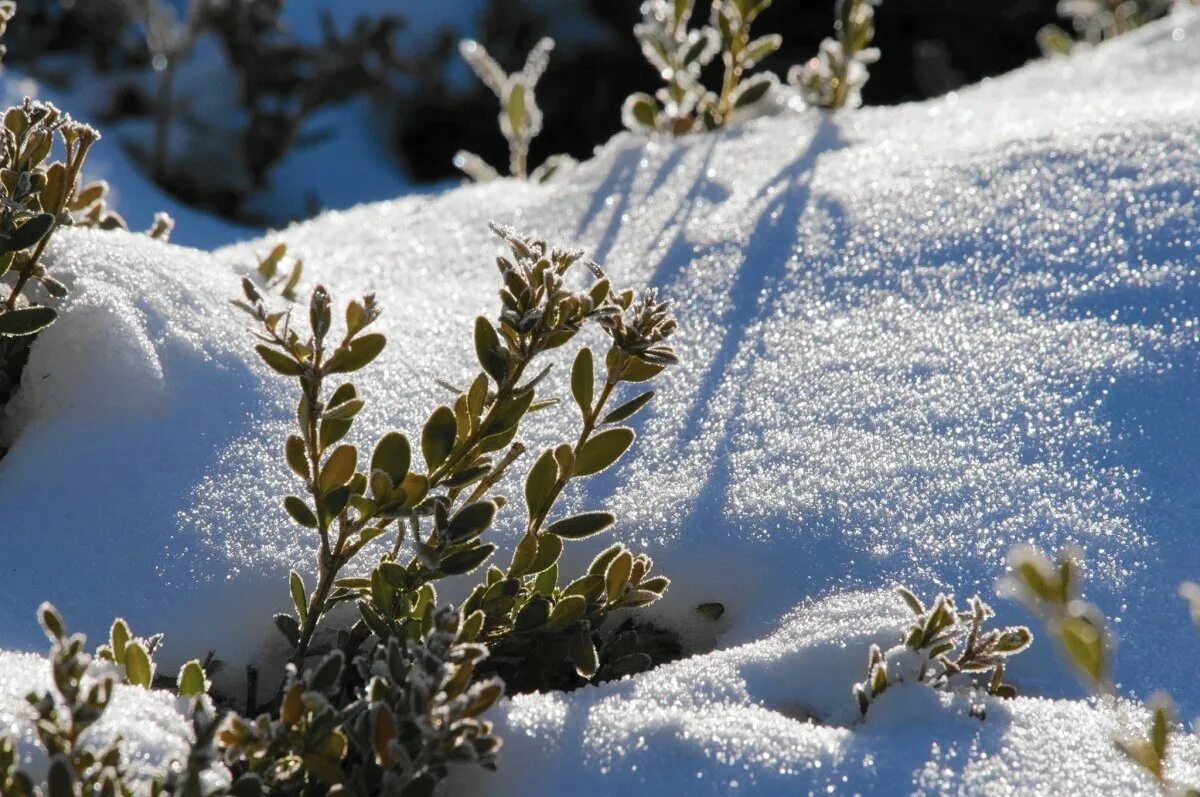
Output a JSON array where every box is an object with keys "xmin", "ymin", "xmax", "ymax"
[
  {"xmin": 733, "ymin": 74, "xmax": 774, "ymax": 108},
  {"xmin": 110, "ymin": 618, "xmax": 131, "ymax": 662},
  {"xmin": 38, "ymin": 602, "xmax": 64, "ymax": 641},
  {"xmin": 371, "ymin": 432, "xmax": 411, "ymax": 482},
  {"xmin": 474, "ymin": 316, "xmax": 506, "ymax": 383},
  {"xmin": 319, "ymin": 445, "xmax": 358, "ymax": 492},
  {"xmin": 569, "ymin": 628, "xmax": 598, "ymax": 679},
  {"xmin": 1, "ymin": 212, "xmax": 54, "ymax": 253},
  {"xmin": 308, "ymin": 651, "xmax": 344, "ymax": 693},
  {"xmin": 285, "ymin": 435, "xmax": 309, "ymax": 479},
  {"xmin": 571, "ymin": 347, "xmax": 593, "ymax": 416},
  {"xmin": 177, "ymin": 660, "xmax": 207, "ymax": 698},
  {"xmin": 284, "ymin": 495, "xmax": 318, "ymax": 528},
  {"xmin": 508, "ymin": 531, "xmax": 539, "ymax": 578},
  {"xmin": 46, "ymin": 756, "xmax": 73, "ymax": 797},
  {"xmin": 290, "ymin": 570, "xmax": 308, "ymax": 624},
  {"xmin": 0, "ymin": 306, "xmax": 57, "ymax": 337},
  {"xmin": 439, "ymin": 544, "xmax": 496, "ymax": 575},
  {"xmin": 1060, "ymin": 617, "xmax": 1106, "ymax": 685},
  {"xmin": 546, "ymin": 512, "xmax": 615, "ymax": 540},
  {"xmin": 547, "ymin": 594, "xmax": 586, "ymax": 628},
  {"xmin": 124, "ymin": 642, "xmax": 153, "ymax": 688},
  {"xmin": 422, "ymin": 406, "xmax": 457, "ymax": 470},
  {"xmin": 274, "ymin": 613, "xmax": 300, "ymax": 646},
  {"xmin": 524, "ymin": 449, "xmax": 558, "ymax": 520},
  {"xmin": 588, "ymin": 544, "xmax": 622, "ymax": 577},
  {"xmin": 605, "ymin": 550, "xmax": 633, "ymax": 603},
  {"xmin": 602, "ymin": 391, "xmax": 654, "ymax": 424},
  {"xmin": 529, "ymin": 533, "xmax": 563, "ymax": 573},
  {"xmin": 624, "ymin": 93, "xmax": 658, "ymax": 130},
  {"xmin": 574, "ymin": 427, "xmax": 635, "ymax": 477},
  {"xmin": 507, "ymin": 80, "xmax": 527, "ymax": 135},
  {"xmin": 326, "ymin": 333, "xmax": 386, "ymax": 373},
  {"xmin": 255, "ymin": 344, "xmax": 302, "ymax": 376},
  {"xmin": 447, "ymin": 501, "xmax": 497, "ymax": 543},
  {"xmin": 514, "ymin": 596, "xmax": 551, "ymax": 631}
]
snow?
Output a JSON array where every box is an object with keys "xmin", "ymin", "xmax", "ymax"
[{"xmin": 1, "ymin": 6, "xmax": 1199, "ymax": 793}]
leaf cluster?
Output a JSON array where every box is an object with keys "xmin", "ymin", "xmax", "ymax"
[
  {"xmin": 854, "ymin": 587, "xmax": 1031, "ymax": 718},
  {"xmin": 237, "ymin": 221, "xmax": 679, "ymax": 707},
  {"xmin": 788, "ymin": 0, "xmax": 882, "ymax": 110},
  {"xmin": 623, "ymin": 0, "xmax": 780, "ymax": 135},
  {"xmin": 455, "ymin": 38, "xmax": 573, "ymax": 183},
  {"xmin": 0, "ymin": 604, "xmax": 143, "ymax": 796}
]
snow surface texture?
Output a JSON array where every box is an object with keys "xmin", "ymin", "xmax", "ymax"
[{"xmin": 1, "ymin": 8, "xmax": 1198, "ymax": 793}]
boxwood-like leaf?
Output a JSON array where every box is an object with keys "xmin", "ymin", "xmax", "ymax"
[
  {"xmin": 326, "ymin": 333, "xmax": 386, "ymax": 373},
  {"xmin": 474, "ymin": 316, "xmax": 506, "ymax": 383},
  {"xmin": 371, "ymin": 432, "xmax": 411, "ymax": 482},
  {"xmin": 422, "ymin": 406, "xmax": 457, "ymax": 470},
  {"xmin": 447, "ymin": 501, "xmax": 497, "ymax": 543},
  {"xmin": 0, "ymin": 306, "xmax": 57, "ymax": 337},
  {"xmin": 284, "ymin": 496, "xmax": 318, "ymax": 528},
  {"xmin": 255, "ymin": 344, "xmax": 302, "ymax": 376},
  {"xmin": 574, "ymin": 428, "xmax": 635, "ymax": 477},
  {"xmin": 601, "ymin": 391, "xmax": 654, "ymax": 424},
  {"xmin": 546, "ymin": 512, "xmax": 615, "ymax": 540}
]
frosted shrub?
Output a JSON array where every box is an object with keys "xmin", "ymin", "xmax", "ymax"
[
  {"xmin": 455, "ymin": 38, "xmax": 573, "ymax": 182},
  {"xmin": 623, "ymin": 0, "xmax": 780, "ymax": 135},
  {"xmin": 1003, "ymin": 545, "xmax": 1200, "ymax": 793},
  {"xmin": 217, "ymin": 607, "xmax": 502, "ymax": 795},
  {"xmin": 0, "ymin": 604, "xmax": 214, "ymax": 796},
  {"xmin": 854, "ymin": 587, "xmax": 1030, "ymax": 718},
  {"xmin": 235, "ymin": 221, "xmax": 678, "ymax": 695},
  {"xmin": 789, "ymin": 0, "xmax": 881, "ymax": 110}
]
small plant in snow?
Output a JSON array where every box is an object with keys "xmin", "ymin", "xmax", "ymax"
[
  {"xmin": 623, "ymin": 0, "xmax": 780, "ymax": 135},
  {"xmin": 1003, "ymin": 544, "xmax": 1200, "ymax": 794},
  {"xmin": 854, "ymin": 586, "xmax": 1031, "ymax": 718},
  {"xmin": 0, "ymin": 603, "xmax": 216, "ymax": 795},
  {"xmin": 253, "ymin": 242, "xmax": 304, "ymax": 303},
  {"xmin": 789, "ymin": 0, "xmax": 882, "ymax": 110},
  {"xmin": 216, "ymin": 606, "xmax": 502, "ymax": 795},
  {"xmin": 456, "ymin": 38, "xmax": 573, "ymax": 182},
  {"xmin": 235, "ymin": 221, "xmax": 679, "ymax": 699}
]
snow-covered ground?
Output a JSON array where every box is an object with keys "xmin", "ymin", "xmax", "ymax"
[{"xmin": 1, "ymin": 7, "xmax": 1199, "ymax": 793}]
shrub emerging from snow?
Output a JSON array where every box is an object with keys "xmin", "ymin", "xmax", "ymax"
[
  {"xmin": 235, "ymin": 221, "xmax": 678, "ymax": 694},
  {"xmin": 251, "ymin": 242, "xmax": 304, "ymax": 303},
  {"xmin": 455, "ymin": 38, "xmax": 573, "ymax": 183},
  {"xmin": 0, "ymin": 604, "xmax": 184, "ymax": 795},
  {"xmin": 854, "ymin": 587, "xmax": 1031, "ymax": 718},
  {"xmin": 623, "ymin": 0, "xmax": 780, "ymax": 135},
  {"xmin": 789, "ymin": 0, "xmax": 881, "ymax": 110},
  {"xmin": 218, "ymin": 607, "xmax": 502, "ymax": 794},
  {"xmin": 1004, "ymin": 545, "xmax": 1200, "ymax": 793}
]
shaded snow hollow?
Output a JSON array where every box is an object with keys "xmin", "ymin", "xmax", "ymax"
[{"xmin": 1, "ymin": 8, "xmax": 1199, "ymax": 793}]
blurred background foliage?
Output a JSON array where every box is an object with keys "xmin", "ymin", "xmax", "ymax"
[{"xmin": 0, "ymin": 0, "xmax": 1161, "ymax": 228}]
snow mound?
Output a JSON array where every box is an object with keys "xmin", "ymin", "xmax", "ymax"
[
  {"xmin": 453, "ymin": 590, "xmax": 1200, "ymax": 795},
  {"xmin": 0, "ymin": 8, "xmax": 1197, "ymax": 793}
]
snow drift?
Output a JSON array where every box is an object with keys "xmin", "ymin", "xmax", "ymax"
[{"xmin": 1, "ymin": 7, "xmax": 1198, "ymax": 793}]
